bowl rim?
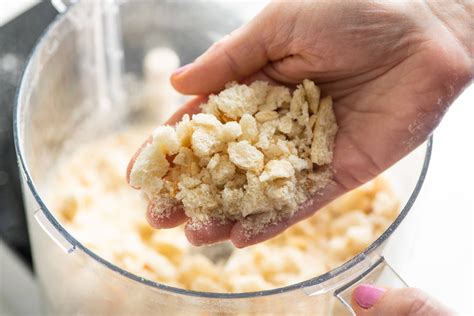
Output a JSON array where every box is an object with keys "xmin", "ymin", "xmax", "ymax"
[{"xmin": 13, "ymin": 2, "xmax": 433, "ymax": 299}]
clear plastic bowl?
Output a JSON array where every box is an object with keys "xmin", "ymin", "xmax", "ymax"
[{"xmin": 14, "ymin": 1, "xmax": 432, "ymax": 315}]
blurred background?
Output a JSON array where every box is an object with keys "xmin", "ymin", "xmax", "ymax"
[{"xmin": 0, "ymin": 1, "xmax": 472, "ymax": 315}]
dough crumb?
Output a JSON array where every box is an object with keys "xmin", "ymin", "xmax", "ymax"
[{"xmin": 129, "ymin": 79, "xmax": 338, "ymax": 229}]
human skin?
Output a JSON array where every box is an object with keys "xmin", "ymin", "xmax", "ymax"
[
  {"xmin": 351, "ymin": 284, "xmax": 456, "ymax": 315},
  {"xmin": 127, "ymin": 0, "xmax": 473, "ymax": 247}
]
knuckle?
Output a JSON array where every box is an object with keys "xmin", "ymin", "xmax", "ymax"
[{"xmin": 221, "ymin": 46, "xmax": 245, "ymax": 77}]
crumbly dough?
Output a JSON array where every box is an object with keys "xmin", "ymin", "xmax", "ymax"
[
  {"xmin": 47, "ymin": 129, "xmax": 399, "ymax": 293},
  {"xmin": 129, "ymin": 80, "xmax": 338, "ymax": 228}
]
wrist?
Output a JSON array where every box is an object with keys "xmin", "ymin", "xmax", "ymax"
[{"xmin": 423, "ymin": 0, "xmax": 473, "ymax": 58}]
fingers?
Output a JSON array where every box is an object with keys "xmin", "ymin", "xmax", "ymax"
[
  {"xmin": 170, "ymin": 7, "xmax": 282, "ymax": 95},
  {"xmin": 351, "ymin": 285, "xmax": 455, "ymax": 316},
  {"xmin": 230, "ymin": 181, "xmax": 345, "ymax": 248},
  {"xmin": 147, "ymin": 198, "xmax": 187, "ymax": 229},
  {"xmin": 261, "ymin": 56, "xmax": 322, "ymax": 86},
  {"xmin": 240, "ymin": 70, "xmax": 284, "ymax": 87},
  {"xmin": 185, "ymin": 219, "xmax": 234, "ymax": 246}
]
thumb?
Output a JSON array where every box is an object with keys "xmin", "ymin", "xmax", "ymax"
[
  {"xmin": 170, "ymin": 3, "xmax": 288, "ymax": 95},
  {"xmin": 351, "ymin": 284, "xmax": 455, "ymax": 316}
]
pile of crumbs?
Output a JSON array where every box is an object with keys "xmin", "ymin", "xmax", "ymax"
[
  {"xmin": 129, "ymin": 79, "xmax": 338, "ymax": 229},
  {"xmin": 47, "ymin": 129, "xmax": 399, "ymax": 293}
]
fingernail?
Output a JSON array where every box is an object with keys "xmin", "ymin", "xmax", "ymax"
[
  {"xmin": 172, "ymin": 63, "xmax": 192, "ymax": 76},
  {"xmin": 354, "ymin": 284, "xmax": 386, "ymax": 309}
]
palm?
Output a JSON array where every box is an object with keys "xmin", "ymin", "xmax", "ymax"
[
  {"xmin": 258, "ymin": 1, "xmax": 465, "ymax": 192},
  {"xmin": 230, "ymin": 44, "xmax": 455, "ymax": 247},
  {"xmin": 321, "ymin": 51, "xmax": 441, "ymax": 191}
]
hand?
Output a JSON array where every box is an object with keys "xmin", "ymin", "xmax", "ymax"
[
  {"xmin": 352, "ymin": 284, "xmax": 455, "ymax": 316},
  {"xmin": 129, "ymin": 1, "xmax": 472, "ymax": 247}
]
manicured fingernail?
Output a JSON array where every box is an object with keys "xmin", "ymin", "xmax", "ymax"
[
  {"xmin": 172, "ymin": 63, "xmax": 192, "ymax": 76},
  {"xmin": 354, "ymin": 284, "xmax": 386, "ymax": 309}
]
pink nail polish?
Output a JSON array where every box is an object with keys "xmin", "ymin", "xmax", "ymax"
[
  {"xmin": 173, "ymin": 63, "xmax": 192, "ymax": 76},
  {"xmin": 354, "ymin": 284, "xmax": 386, "ymax": 309}
]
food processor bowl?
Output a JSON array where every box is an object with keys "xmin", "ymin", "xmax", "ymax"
[{"xmin": 14, "ymin": 1, "xmax": 432, "ymax": 315}]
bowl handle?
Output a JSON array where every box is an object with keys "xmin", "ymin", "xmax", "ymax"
[
  {"xmin": 334, "ymin": 255, "xmax": 407, "ymax": 315},
  {"xmin": 34, "ymin": 209, "xmax": 76, "ymax": 254}
]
